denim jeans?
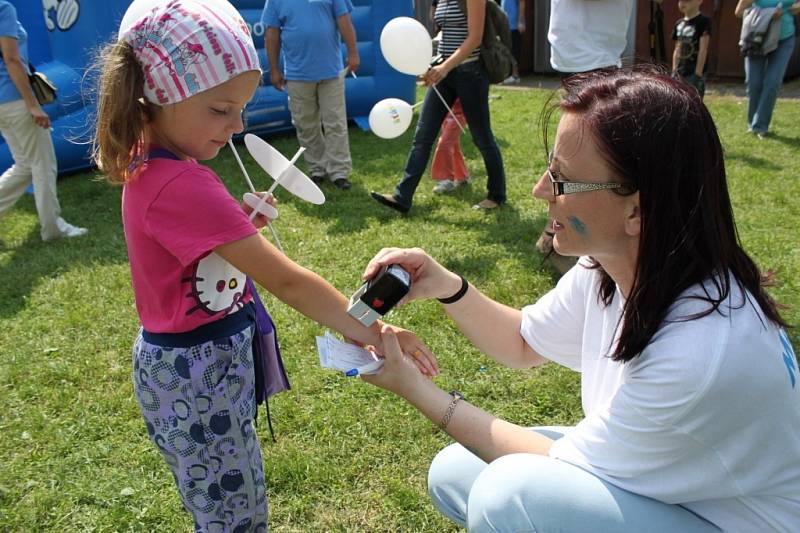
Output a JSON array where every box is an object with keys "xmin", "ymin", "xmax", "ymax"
[
  {"xmin": 394, "ymin": 60, "xmax": 506, "ymax": 208},
  {"xmin": 428, "ymin": 427, "xmax": 721, "ymax": 532},
  {"xmin": 745, "ymin": 35, "xmax": 796, "ymax": 134}
]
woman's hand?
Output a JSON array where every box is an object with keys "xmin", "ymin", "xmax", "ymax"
[
  {"xmin": 362, "ymin": 325, "xmax": 431, "ymax": 397},
  {"xmin": 362, "ymin": 247, "xmax": 463, "ymax": 304},
  {"xmin": 772, "ymin": 5, "xmax": 784, "ymax": 20},
  {"xmin": 423, "ymin": 64, "xmax": 451, "ymax": 86},
  {"xmin": 241, "ymin": 192, "xmax": 277, "ymax": 229},
  {"xmin": 789, "ymin": 2, "xmax": 800, "ymax": 16}
]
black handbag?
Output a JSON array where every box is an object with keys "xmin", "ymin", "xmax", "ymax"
[{"xmin": 28, "ymin": 69, "xmax": 57, "ymax": 105}]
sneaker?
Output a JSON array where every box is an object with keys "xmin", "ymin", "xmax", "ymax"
[
  {"xmin": 472, "ymin": 199, "xmax": 500, "ymax": 210},
  {"xmin": 44, "ymin": 217, "xmax": 88, "ymax": 241},
  {"xmin": 433, "ymin": 180, "xmax": 457, "ymax": 194},
  {"xmin": 756, "ymin": 132, "xmax": 768, "ymax": 140},
  {"xmin": 310, "ymin": 173, "xmax": 326, "ymax": 185},
  {"xmin": 501, "ymin": 75, "xmax": 520, "ymax": 85},
  {"xmin": 332, "ymin": 176, "xmax": 352, "ymax": 190}
]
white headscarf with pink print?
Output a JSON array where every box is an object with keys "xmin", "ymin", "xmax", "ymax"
[{"xmin": 119, "ymin": 0, "xmax": 261, "ymax": 106}]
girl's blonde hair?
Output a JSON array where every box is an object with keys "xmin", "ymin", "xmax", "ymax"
[{"xmin": 92, "ymin": 41, "xmax": 150, "ymax": 185}]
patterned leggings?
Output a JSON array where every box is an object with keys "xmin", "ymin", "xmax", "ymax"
[{"xmin": 133, "ymin": 326, "xmax": 268, "ymax": 532}]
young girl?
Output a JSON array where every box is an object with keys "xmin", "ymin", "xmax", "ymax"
[
  {"xmin": 430, "ymin": 99, "xmax": 470, "ymax": 194},
  {"xmin": 93, "ymin": 1, "xmax": 436, "ymax": 530}
]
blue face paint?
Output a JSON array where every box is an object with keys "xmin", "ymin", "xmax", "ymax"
[{"xmin": 568, "ymin": 216, "xmax": 588, "ymax": 236}]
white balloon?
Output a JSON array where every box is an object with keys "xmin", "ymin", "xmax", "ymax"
[
  {"xmin": 380, "ymin": 17, "xmax": 432, "ymax": 76},
  {"xmin": 118, "ymin": 0, "xmax": 242, "ymax": 40},
  {"xmin": 368, "ymin": 98, "xmax": 413, "ymax": 139}
]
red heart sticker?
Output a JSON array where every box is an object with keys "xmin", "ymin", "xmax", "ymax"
[{"xmin": 372, "ymin": 298, "xmax": 384, "ymax": 309}]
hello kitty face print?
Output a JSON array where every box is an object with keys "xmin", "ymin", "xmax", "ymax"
[
  {"xmin": 120, "ymin": 0, "xmax": 260, "ymax": 106},
  {"xmin": 183, "ymin": 252, "xmax": 247, "ymax": 317}
]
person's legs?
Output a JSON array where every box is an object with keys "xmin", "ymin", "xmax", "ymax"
[
  {"xmin": 287, "ymin": 80, "xmax": 326, "ymax": 178},
  {"xmin": 454, "ymin": 62, "xmax": 506, "ymax": 205},
  {"xmin": 428, "ymin": 427, "xmax": 569, "ymax": 527},
  {"xmin": 133, "ymin": 329, "xmax": 268, "ymax": 531},
  {"xmin": 391, "ymin": 83, "xmax": 454, "ymax": 207},
  {"xmin": 317, "ymin": 77, "xmax": 352, "ymax": 184},
  {"xmin": 0, "ymin": 100, "xmax": 62, "ymax": 239},
  {"xmin": 467, "ymin": 454, "xmax": 720, "ymax": 532},
  {"xmin": 0, "ymin": 102, "xmax": 37, "ymax": 220},
  {"xmin": 750, "ymin": 36, "xmax": 796, "ymax": 135},
  {"xmin": 745, "ymin": 54, "xmax": 766, "ymax": 131}
]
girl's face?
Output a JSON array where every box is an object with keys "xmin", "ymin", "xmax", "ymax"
[
  {"xmin": 149, "ymin": 71, "xmax": 261, "ymax": 161},
  {"xmin": 532, "ymin": 112, "xmax": 640, "ymax": 263}
]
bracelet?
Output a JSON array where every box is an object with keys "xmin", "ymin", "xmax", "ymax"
[
  {"xmin": 437, "ymin": 275, "xmax": 469, "ymax": 304},
  {"xmin": 439, "ymin": 390, "xmax": 464, "ymax": 431}
]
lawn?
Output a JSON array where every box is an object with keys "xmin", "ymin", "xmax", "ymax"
[{"xmin": 0, "ymin": 85, "xmax": 798, "ymax": 531}]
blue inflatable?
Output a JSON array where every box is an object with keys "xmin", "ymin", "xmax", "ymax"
[{"xmin": 1, "ymin": 0, "xmax": 416, "ymax": 175}]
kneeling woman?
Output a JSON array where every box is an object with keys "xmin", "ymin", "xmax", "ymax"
[{"xmin": 361, "ymin": 67, "xmax": 799, "ymax": 532}]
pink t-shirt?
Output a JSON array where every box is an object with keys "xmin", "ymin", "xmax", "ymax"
[{"xmin": 122, "ymin": 157, "xmax": 257, "ymax": 333}]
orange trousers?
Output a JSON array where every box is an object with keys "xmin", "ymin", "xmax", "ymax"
[{"xmin": 431, "ymin": 100, "xmax": 469, "ymax": 182}]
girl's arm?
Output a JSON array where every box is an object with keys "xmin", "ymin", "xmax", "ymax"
[
  {"xmin": 364, "ymin": 327, "xmax": 553, "ymax": 464},
  {"xmin": 215, "ymin": 235, "xmax": 438, "ymax": 373},
  {"xmin": 425, "ymin": 0, "xmax": 486, "ymax": 85}
]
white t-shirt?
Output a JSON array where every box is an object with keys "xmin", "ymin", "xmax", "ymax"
[
  {"xmin": 521, "ymin": 259, "xmax": 800, "ymax": 532},
  {"xmin": 548, "ymin": 0, "xmax": 634, "ymax": 73}
]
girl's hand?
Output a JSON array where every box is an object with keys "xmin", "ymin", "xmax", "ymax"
[
  {"xmin": 772, "ymin": 5, "xmax": 783, "ymax": 19},
  {"xmin": 362, "ymin": 325, "xmax": 431, "ymax": 397},
  {"xmin": 363, "ymin": 247, "xmax": 462, "ymax": 305},
  {"xmin": 423, "ymin": 64, "xmax": 451, "ymax": 86},
  {"xmin": 789, "ymin": 2, "xmax": 800, "ymax": 16},
  {"xmin": 389, "ymin": 325, "xmax": 439, "ymax": 377},
  {"xmin": 242, "ymin": 192, "xmax": 277, "ymax": 229}
]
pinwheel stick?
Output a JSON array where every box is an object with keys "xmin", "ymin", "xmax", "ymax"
[{"xmin": 228, "ymin": 140, "xmax": 285, "ymax": 253}]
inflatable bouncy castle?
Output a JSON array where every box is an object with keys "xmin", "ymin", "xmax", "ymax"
[{"xmin": 1, "ymin": 0, "xmax": 416, "ymax": 174}]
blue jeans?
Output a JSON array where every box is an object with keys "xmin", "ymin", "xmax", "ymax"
[
  {"xmin": 428, "ymin": 427, "xmax": 721, "ymax": 532},
  {"xmin": 394, "ymin": 60, "xmax": 506, "ymax": 207},
  {"xmin": 745, "ymin": 35, "xmax": 796, "ymax": 134}
]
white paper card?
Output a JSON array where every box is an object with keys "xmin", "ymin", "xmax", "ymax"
[{"xmin": 316, "ymin": 331, "xmax": 384, "ymax": 376}]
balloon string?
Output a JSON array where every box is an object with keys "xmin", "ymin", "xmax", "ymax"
[
  {"xmin": 432, "ymin": 86, "xmax": 465, "ymax": 134},
  {"xmin": 230, "ymin": 139, "xmax": 284, "ymax": 254}
]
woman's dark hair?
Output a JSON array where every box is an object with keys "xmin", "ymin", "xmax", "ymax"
[{"xmin": 542, "ymin": 65, "xmax": 788, "ymax": 363}]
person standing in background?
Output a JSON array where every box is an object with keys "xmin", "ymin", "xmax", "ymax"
[
  {"xmin": 263, "ymin": 0, "xmax": 359, "ymax": 190},
  {"xmin": 537, "ymin": 0, "xmax": 633, "ymax": 274},
  {"xmin": 735, "ymin": 0, "xmax": 800, "ymax": 139},
  {"xmin": 672, "ymin": 0, "xmax": 711, "ymax": 99},
  {"xmin": 0, "ymin": 0, "xmax": 87, "ymax": 242},
  {"xmin": 501, "ymin": 0, "xmax": 525, "ymax": 84}
]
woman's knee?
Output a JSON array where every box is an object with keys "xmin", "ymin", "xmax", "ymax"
[{"xmin": 466, "ymin": 454, "xmax": 572, "ymax": 532}]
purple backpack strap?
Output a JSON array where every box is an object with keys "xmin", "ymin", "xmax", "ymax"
[{"xmin": 246, "ymin": 278, "xmax": 291, "ymax": 403}]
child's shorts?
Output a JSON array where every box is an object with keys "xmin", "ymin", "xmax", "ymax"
[{"xmin": 132, "ymin": 308, "xmax": 268, "ymax": 532}]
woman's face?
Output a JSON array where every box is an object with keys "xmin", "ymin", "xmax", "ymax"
[
  {"xmin": 532, "ymin": 112, "xmax": 640, "ymax": 263},
  {"xmin": 148, "ymin": 71, "xmax": 260, "ymax": 161}
]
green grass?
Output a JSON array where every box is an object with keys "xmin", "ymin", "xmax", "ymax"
[{"xmin": 0, "ymin": 86, "xmax": 798, "ymax": 531}]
